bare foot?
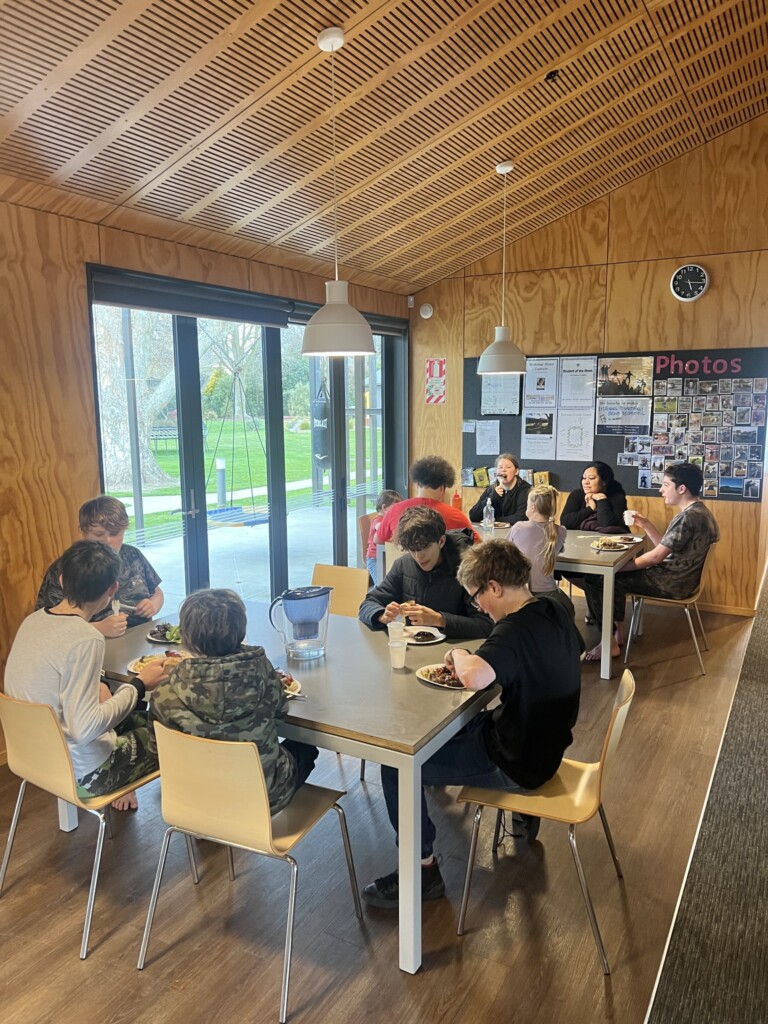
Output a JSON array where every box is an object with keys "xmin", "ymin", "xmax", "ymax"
[
  {"xmin": 111, "ymin": 792, "xmax": 139, "ymax": 812},
  {"xmin": 584, "ymin": 641, "xmax": 620, "ymax": 662},
  {"xmin": 615, "ymin": 625, "xmax": 624, "ymax": 647}
]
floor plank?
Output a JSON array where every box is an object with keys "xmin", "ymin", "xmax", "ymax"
[{"xmin": 0, "ymin": 602, "xmax": 752, "ymax": 1024}]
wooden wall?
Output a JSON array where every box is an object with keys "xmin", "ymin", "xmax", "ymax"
[
  {"xmin": 409, "ymin": 113, "xmax": 768, "ymax": 617},
  {"xmin": 0, "ymin": 197, "xmax": 406, "ymax": 761}
]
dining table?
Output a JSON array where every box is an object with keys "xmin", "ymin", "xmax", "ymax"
[{"xmin": 99, "ymin": 604, "xmax": 497, "ymax": 975}]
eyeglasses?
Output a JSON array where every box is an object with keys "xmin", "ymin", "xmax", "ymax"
[{"xmin": 469, "ymin": 585, "xmax": 485, "ymax": 610}]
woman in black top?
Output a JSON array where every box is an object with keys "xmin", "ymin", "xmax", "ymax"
[
  {"xmin": 469, "ymin": 453, "xmax": 531, "ymax": 526},
  {"xmin": 560, "ymin": 461, "xmax": 627, "ymax": 531}
]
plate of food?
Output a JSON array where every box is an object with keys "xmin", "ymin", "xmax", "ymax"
[
  {"xmin": 147, "ymin": 622, "xmax": 182, "ymax": 644},
  {"xmin": 127, "ymin": 650, "xmax": 191, "ymax": 674},
  {"xmin": 493, "ymin": 522, "xmax": 510, "ymax": 529},
  {"xmin": 403, "ymin": 626, "xmax": 446, "ymax": 646},
  {"xmin": 416, "ymin": 664, "xmax": 465, "ymax": 690},
  {"xmin": 276, "ymin": 669, "xmax": 302, "ymax": 697},
  {"xmin": 590, "ymin": 536, "xmax": 636, "ymax": 551}
]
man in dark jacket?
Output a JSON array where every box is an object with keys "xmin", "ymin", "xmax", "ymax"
[{"xmin": 359, "ymin": 507, "xmax": 492, "ymax": 639}]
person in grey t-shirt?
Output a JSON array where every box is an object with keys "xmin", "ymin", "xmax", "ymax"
[{"xmin": 583, "ymin": 462, "xmax": 719, "ymax": 661}]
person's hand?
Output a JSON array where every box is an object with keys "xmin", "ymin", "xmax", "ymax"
[
  {"xmin": 134, "ymin": 594, "xmax": 160, "ymax": 619},
  {"xmin": 98, "ymin": 682, "xmax": 112, "ymax": 703},
  {"xmin": 95, "ymin": 613, "xmax": 128, "ymax": 638},
  {"xmin": 494, "ymin": 482, "xmax": 504, "ymax": 497},
  {"xmin": 401, "ymin": 603, "xmax": 444, "ymax": 627},
  {"xmin": 378, "ymin": 602, "xmax": 401, "ymax": 625},
  {"xmin": 137, "ymin": 661, "xmax": 169, "ymax": 690}
]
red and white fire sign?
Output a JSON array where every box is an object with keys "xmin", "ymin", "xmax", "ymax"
[{"xmin": 425, "ymin": 358, "xmax": 446, "ymax": 404}]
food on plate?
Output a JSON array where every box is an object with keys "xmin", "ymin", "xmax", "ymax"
[
  {"xmin": 147, "ymin": 622, "xmax": 182, "ymax": 643},
  {"xmin": 129, "ymin": 650, "xmax": 190, "ymax": 673},
  {"xmin": 591, "ymin": 536, "xmax": 630, "ymax": 550},
  {"xmin": 420, "ymin": 665, "xmax": 464, "ymax": 688},
  {"xmin": 276, "ymin": 669, "xmax": 301, "ymax": 695},
  {"xmin": 411, "ymin": 631, "xmax": 436, "ymax": 643}
]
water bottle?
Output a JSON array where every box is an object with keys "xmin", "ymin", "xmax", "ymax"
[{"xmin": 482, "ymin": 496, "xmax": 495, "ymax": 533}]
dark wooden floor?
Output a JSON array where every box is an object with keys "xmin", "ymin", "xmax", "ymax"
[{"xmin": 0, "ymin": 601, "xmax": 753, "ymax": 1024}]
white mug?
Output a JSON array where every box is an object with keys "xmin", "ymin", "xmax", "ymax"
[{"xmin": 623, "ymin": 509, "xmax": 637, "ymax": 527}]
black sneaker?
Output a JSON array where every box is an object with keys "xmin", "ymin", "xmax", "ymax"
[{"xmin": 362, "ymin": 863, "xmax": 446, "ymax": 909}]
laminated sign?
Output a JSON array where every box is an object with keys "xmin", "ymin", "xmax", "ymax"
[{"xmin": 425, "ymin": 358, "xmax": 447, "ymax": 404}]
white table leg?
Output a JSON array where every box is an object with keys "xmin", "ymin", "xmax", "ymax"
[
  {"xmin": 58, "ymin": 799, "xmax": 79, "ymax": 831},
  {"xmin": 600, "ymin": 568, "xmax": 615, "ymax": 680},
  {"xmin": 397, "ymin": 760, "xmax": 422, "ymax": 974}
]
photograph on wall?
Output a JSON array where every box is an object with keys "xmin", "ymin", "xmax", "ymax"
[{"xmin": 597, "ymin": 356, "xmax": 653, "ymax": 396}]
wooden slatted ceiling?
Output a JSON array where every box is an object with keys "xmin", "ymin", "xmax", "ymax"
[{"xmin": 0, "ymin": 0, "xmax": 765, "ymax": 292}]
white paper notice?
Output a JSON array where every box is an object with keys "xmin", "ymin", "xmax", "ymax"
[
  {"xmin": 560, "ymin": 357, "xmax": 597, "ymax": 409},
  {"xmin": 463, "ymin": 420, "xmax": 476, "ymax": 433},
  {"xmin": 596, "ymin": 397, "xmax": 653, "ymax": 435},
  {"xmin": 556, "ymin": 409, "xmax": 595, "ymax": 461},
  {"xmin": 524, "ymin": 358, "xmax": 559, "ymax": 408},
  {"xmin": 520, "ymin": 410, "xmax": 557, "ymax": 459},
  {"xmin": 475, "ymin": 419, "xmax": 500, "ymax": 455},
  {"xmin": 481, "ymin": 373, "xmax": 521, "ymax": 415}
]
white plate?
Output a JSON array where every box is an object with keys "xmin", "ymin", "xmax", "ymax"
[
  {"xmin": 590, "ymin": 536, "xmax": 641, "ymax": 551},
  {"xmin": 127, "ymin": 652, "xmax": 190, "ymax": 674},
  {"xmin": 416, "ymin": 664, "xmax": 466, "ymax": 690},
  {"xmin": 277, "ymin": 671, "xmax": 302, "ymax": 697},
  {"xmin": 493, "ymin": 522, "xmax": 510, "ymax": 529},
  {"xmin": 403, "ymin": 626, "xmax": 446, "ymax": 646}
]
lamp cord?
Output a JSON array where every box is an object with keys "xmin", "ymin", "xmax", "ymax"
[
  {"xmin": 330, "ymin": 47, "xmax": 339, "ymax": 281},
  {"xmin": 501, "ymin": 172, "xmax": 507, "ymax": 327}
]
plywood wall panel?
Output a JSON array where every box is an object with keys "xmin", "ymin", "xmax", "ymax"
[
  {"xmin": 466, "ymin": 199, "xmax": 610, "ymax": 278},
  {"xmin": 609, "ymin": 117, "xmax": 768, "ymax": 264},
  {"xmin": 0, "ymin": 202, "xmax": 101, "ymax": 692},
  {"xmin": 408, "ymin": 278, "xmax": 464, "ymax": 487},
  {"xmin": 606, "ymin": 250, "xmax": 768, "ymax": 351}
]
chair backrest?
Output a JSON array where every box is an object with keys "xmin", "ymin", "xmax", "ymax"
[
  {"xmin": 153, "ymin": 723, "xmax": 276, "ymax": 853},
  {"xmin": 358, "ymin": 513, "xmax": 376, "ymax": 557},
  {"xmin": 0, "ymin": 693, "xmax": 80, "ymax": 804},
  {"xmin": 691, "ymin": 541, "xmax": 717, "ymax": 599},
  {"xmin": 383, "ymin": 541, "xmax": 402, "ymax": 576},
  {"xmin": 311, "ymin": 563, "xmax": 370, "ymax": 617},
  {"xmin": 594, "ymin": 670, "xmax": 636, "ymax": 805}
]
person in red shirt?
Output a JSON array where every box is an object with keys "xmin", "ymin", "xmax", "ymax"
[{"xmin": 376, "ymin": 456, "xmax": 480, "ymax": 543}]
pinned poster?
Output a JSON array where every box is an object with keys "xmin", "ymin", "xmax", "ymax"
[{"xmin": 425, "ymin": 358, "xmax": 446, "ymax": 404}]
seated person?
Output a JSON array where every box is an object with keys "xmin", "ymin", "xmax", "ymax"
[
  {"xmin": 5, "ymin": 540, "xmax": 162, "ymax": 808},
  {"xmin": 362, "ymin": 540, "xmax": 582, "ymax": 908},
  {"xmin": 560, "ymin": 461, "xmax": 627, "ymax": 531},
  {"xmin": 375, "ymin": 455, "xmax": 480, "ymax": 543},
  {"xmin": 36, "ymin": 495, "xmax": 164, "ymax": 639},
  {"xmin": 508, "ymin": 484, "xmax": 575, "ymax": 620},
  {"xmin": 582, "ymin": 462, "xmax": 719, "ymax": 661},
  {"xmin": 149, "ymin": 589, "xmax": 318, "ymax": 814},
  {"xmin": 366, "ymin": 489, "xmax": 402, "ymax": 583},
  {"xmin": 469, "ymin": 453, "xmax": 530, "ymax": 526},
  {"xmin": 359, "ymin": 506, "xmax": 492, "ymax": 640}
]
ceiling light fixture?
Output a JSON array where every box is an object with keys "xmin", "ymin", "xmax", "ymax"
[
  {"xmin": 302, "ymin": 27, "xmax": 374, "ymax": 358},
  {"xmin": 477, "ymin": 161, "xmax": 526, "ymax": 376}
]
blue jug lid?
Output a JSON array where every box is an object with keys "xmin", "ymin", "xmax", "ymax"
[{"xmin": 281, "ymin": 585, "xmax": 333, "ymax": 600}]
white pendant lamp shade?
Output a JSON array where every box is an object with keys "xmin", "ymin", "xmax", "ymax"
[
  {"xmin": 302, "ymin": 279, "xmax": 375, "ymax": 356},
  {"xmin": 476, "ymin": 325, "xmax": 526, "ymax": 374},
  {"xmin": 478, "ymin": 160, "xmax": 525, "ymax": 375}
]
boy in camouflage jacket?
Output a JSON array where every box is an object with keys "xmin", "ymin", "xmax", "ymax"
[{"xmin": 149, "ymin": 589, "xmax": 317, "ymax": 814}]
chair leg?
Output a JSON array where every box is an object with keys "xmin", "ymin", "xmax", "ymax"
[
  {"xmin": 359, "ymin": 759, "xmax": 366, "ymax": 782},
  {"xmin": 80, "ymin": 811, "xmax": 108, "ymax": 960},
  {"xmin": 624, "ymin": 598, "xmax": 641, "ymax": 665},
  {"xmin": 226, "ymin": 845, "xmax": 236, "ymax": 881},
  {"xmin": 332, "ymin": 804, "xmax": 362, "ymax": 918},
  {"xmin": 568, "ymin": 824, "xmax": 610, "ymax": 975},
  {"xmin": 457, "ymin": 805, "xmax": 483, "ymax": 936},
  {"xmin": 137, "ymin": 827, "xmax": 175, "ymax": 969},
  {"xmin": 598, "ymin": 805, "xmax": 623, "ymax": 879},
  {"xmin": 693, "ymin": 602, "xmax": 709, "ymax": 651},
  {"xmin": 279, "ymin": 858, "xmax": 299, "ymax": 1024},
  {"xmin": 184, "ymin": 835, "xmax": 199, "ymax": 884},
  {"xmin": 492, "ymin": 809, "xmax": 504, "ymax": 853},
  {"xmin": 683, "ymin": 606, "xmax": 706, "ymax": 675},
  {"xmin": 0, "ymin": 780, "xmax": 27, "ymax": 897},
  {"xmin": 104, "ymin": 805, "xmax": 113, "ymax": 841}
]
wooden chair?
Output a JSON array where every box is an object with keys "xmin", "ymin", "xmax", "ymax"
[
  {"xmin": 623, "ymin": 544, "xmax": 716, "ymax": 676},
  {"xmin": 0, "ymin": 693, "xmax": 160, "ymax": 959},
  {"xmin": 358, "ymin": 512, "xmax": 376, "ymax": 566},
  {"xmin": 455, "ymin": 670, "xmax": 636, "ymax": 975},
  {"xmin": 138, "ymin": 724, "xmax": 361, "ymax": 1024},
  {"xmin": 311, "ymin": 563, "xmax": 371, "ymax": 780},
  {"xmin": 311, "ymin": 563, "xmax": 370, "ymax": 618}
]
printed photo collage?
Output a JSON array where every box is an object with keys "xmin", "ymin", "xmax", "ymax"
[{"xmin": 619, "ymin": 375, "xmax": 766, "ymax": 499}]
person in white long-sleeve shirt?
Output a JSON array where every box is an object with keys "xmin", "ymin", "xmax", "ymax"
[{"xmin": 5, "ymin": 540, "xmax": 166, "ymax": 809}]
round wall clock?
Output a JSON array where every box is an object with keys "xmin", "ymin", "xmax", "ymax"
[{"xmin": 670, "ymin": 264, "xmax": 709, "ymax": 302}]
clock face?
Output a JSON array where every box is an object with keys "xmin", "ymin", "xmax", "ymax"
[{"xmin": 670, "ymin": 264, "xmax": 709, "ymax": 302}]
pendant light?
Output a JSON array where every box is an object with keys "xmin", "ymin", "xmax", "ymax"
[
  {"xmin": 302, "ymin": 27, "xmax": 374, "ymax": 358},
  {"xmin": 477, "ymin": 161, "xmax": 526, "ymax": 375}
]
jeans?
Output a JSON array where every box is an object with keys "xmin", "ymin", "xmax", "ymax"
[
  {"xmin": 281, "ymin": 739, "xmax": 319, "ymax": 789},
  {"xmin": 380, "ymin": 713, "xmax": 529, "ymax": 858},
  {"xmin": 582, "ymin": 568, "xmax": 670, "ymax": 625},
  {"xmin": 366, "ymin": 555, "xmax": 377, "ymax": 584}
]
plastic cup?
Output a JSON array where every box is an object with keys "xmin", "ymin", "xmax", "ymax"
[
  {"xmin": 388, "ymin": 639, "xmax": 407, "ymax": 669},
  {"xmin": 387, "ymin": 621, "xmax": 405, "ymax": 640},
  {"xmin": 623, "ymin": 510, "xmax": 637, "ymax": 527}
]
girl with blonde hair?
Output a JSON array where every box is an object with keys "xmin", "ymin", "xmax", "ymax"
[{"xmin": 507, "ymin": 485, "xmax": 574, "ymax": 617}]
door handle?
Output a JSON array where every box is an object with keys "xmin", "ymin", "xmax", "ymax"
[{"xmin": 184, "ymin": 489, "xmax": 199, "ymax": 518}]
